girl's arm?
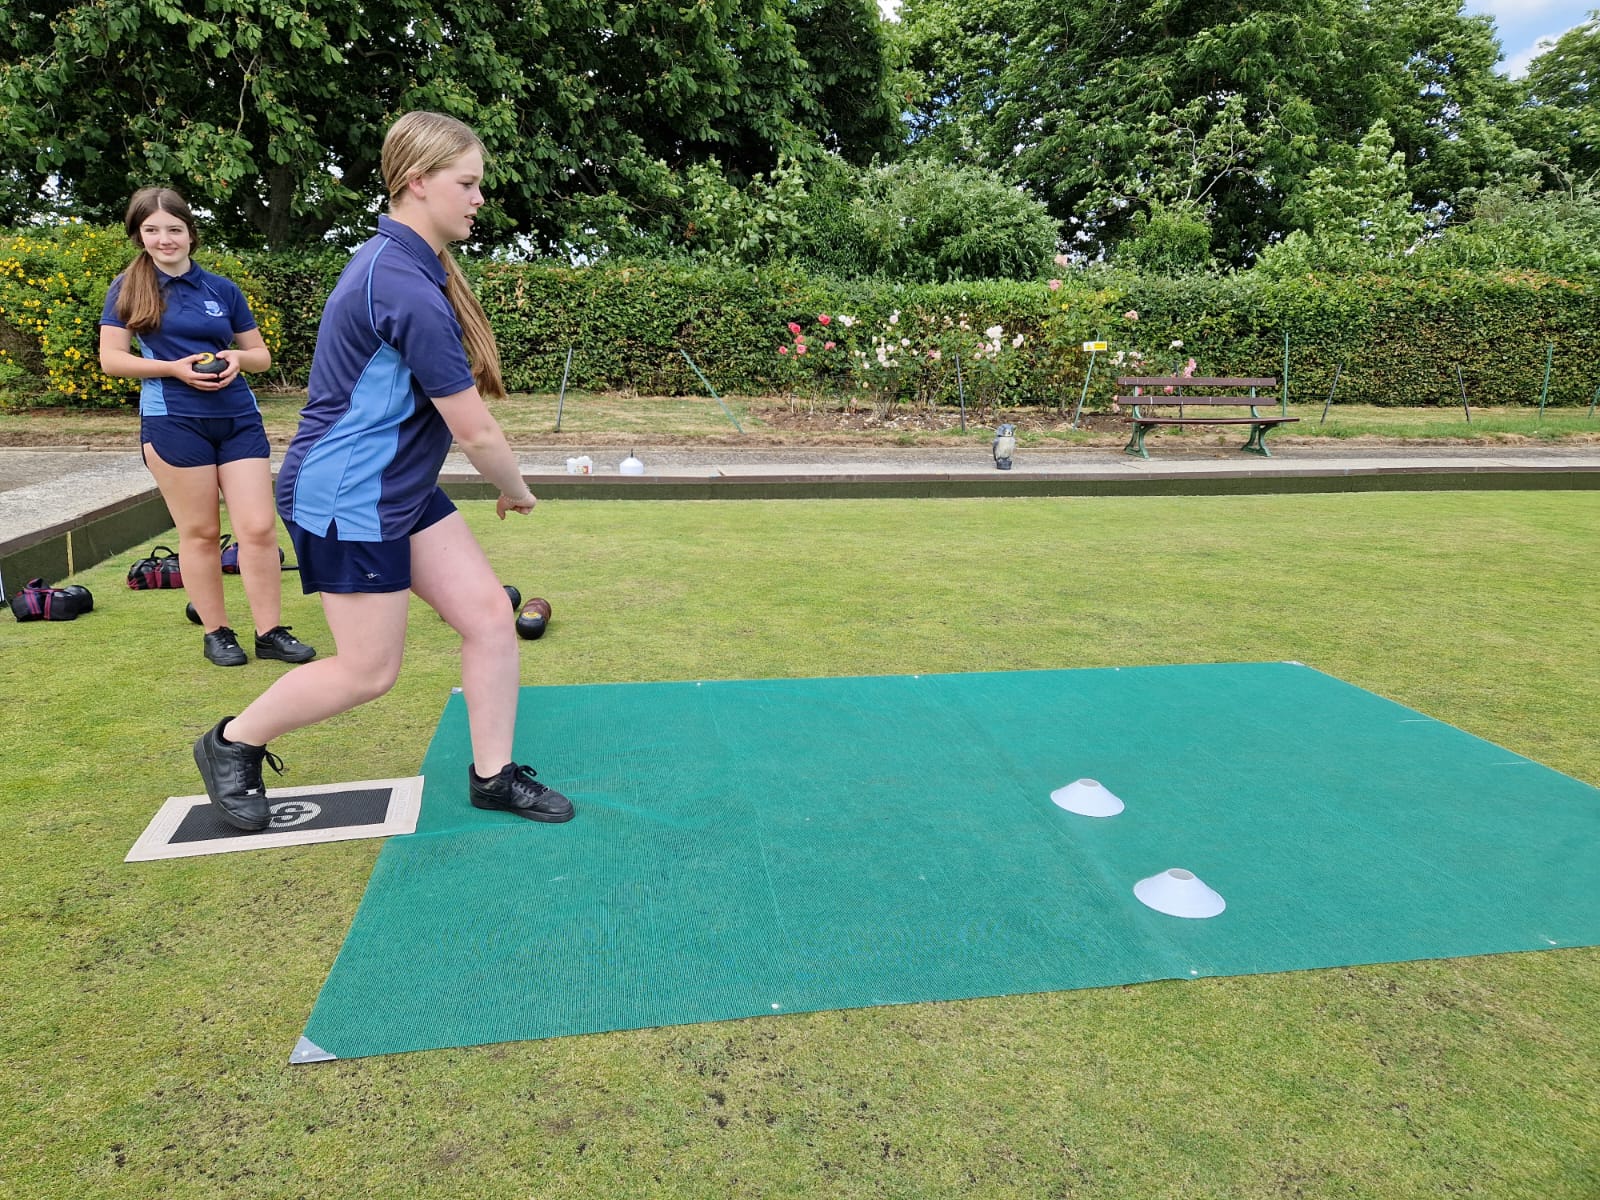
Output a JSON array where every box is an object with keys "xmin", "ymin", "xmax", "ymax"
[
  {"xmin": 211, "ymin": 328, "xmax": 270, "ymax": 386},
  {"xmin": 98, "ymin": 325, "xmax": 260, "ymax": 392},
  {"xmin": 98, "ymin": 324, "xmax": 181, "ymax": 380},
  {"xmin": 433, "ymin": 386, "xmax": 537, "ymax": 517}
]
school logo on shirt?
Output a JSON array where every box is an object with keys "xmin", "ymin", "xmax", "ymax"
[{"xmin": 204, "ymin": 300, "xmax": 225, "ymax": 317}]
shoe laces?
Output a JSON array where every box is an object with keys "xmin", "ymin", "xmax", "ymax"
[{"xmin": 509, "ymin": 763, "xmax": 549, "ymax": 796}]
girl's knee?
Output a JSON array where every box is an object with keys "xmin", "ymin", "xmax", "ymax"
[
  {"xmin": 234, "ymin": 519, "xmax": 278, "ymax": 546},
  {"xmin": 180, "ymin": 520, "xmax": 223, "ymax": 544},
  {"xmin": 356, "ymin": 663, "xmax": 403, "ymax": 701},
  {"xmin": 460, "ymin": 604, "xmax": 517, "ymax": 650}
]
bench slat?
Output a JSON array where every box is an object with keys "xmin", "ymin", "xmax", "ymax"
[
  {"xmin": 1117, "ymin": 376, "xmax": 1278, "ymax": 388},
  {"xmin": 1129, "ymin": 416, "xmax": 1298, "ymax": 426},
  {"xmin": 1114, "ymin": 395, "xmax": 1282, "ymax": 407}
]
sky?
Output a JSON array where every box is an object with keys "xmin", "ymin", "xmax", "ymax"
[{"xmin": 1463, "ymin": 0, "xmax": 1594, "ymax": 75}]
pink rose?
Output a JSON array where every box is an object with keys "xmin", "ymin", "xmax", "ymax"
[
  {"xmin": 1123, "ymin": 310, "xmax": 1139, "ymax": 321},
  {"xmin": 796, "ymin": 344, "xmax": 807, "ymax": 354},
  {"xmin": 787, "ymin": 322, "xmax": 802, "ymax": 336},
  {"xmin": 818, "ymin": 314, "xmax": 831, "ymax": 325},
  {"xmin": 1048, "ymin": 279, "xmax": 1062, "ymax": 291},
  {"xmin": 824, "ymin": 341, "xmax": 836, "ymax": 350},
  {"xmin": 778, "ymin": 345, "xmax": 789, "ymax": 355}
]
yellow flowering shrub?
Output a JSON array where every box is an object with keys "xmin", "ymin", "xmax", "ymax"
[{"xmin": 0, "ymin": 223, "xmax": 283, "ymax": 409}]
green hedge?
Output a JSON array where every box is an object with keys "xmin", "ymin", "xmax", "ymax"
[
  {"xmin": 4, "ymin": 222, "xmax": 1598, "ymax": 409},
  {"xmin": 272, "ymin": 261, "xmax": 1600, "ymax": 409}
]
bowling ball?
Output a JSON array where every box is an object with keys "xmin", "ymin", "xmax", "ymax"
[
  {"xmin": 515, "ymin": 597, "xmax": 551, "ymax": 640},
  {"xmin": 192, "ymin": 353, "xmax": 227, "ymax": 375},
  {"xmin": 504, "ymin": 584, "xmax": 522, "ymax": 610}
]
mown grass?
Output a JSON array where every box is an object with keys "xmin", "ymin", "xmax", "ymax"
[
  {"xmin": 3, "ymin": 492, "xmax": 1599, "ymax": 1198},
  {"xmin": 1, "ymin": 392, "xmax": 1598, "ymax": 449}
]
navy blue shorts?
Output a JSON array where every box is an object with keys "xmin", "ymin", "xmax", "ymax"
[
  {"xmin": 141, "ymin": 414, "xmax": 269, "ymax": 468},
  {"xmin": 288, "ymin": 487, "xmax": 457, "ymax": 595}
]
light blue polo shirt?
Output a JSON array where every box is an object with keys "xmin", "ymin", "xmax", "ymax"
[
  {"xmin": 99, "ymin": 264, "xmax": 261, "ymax": 419},
  {"xmin": 277, "ymin": 215, "xmax": 477, "ymax": 542}
]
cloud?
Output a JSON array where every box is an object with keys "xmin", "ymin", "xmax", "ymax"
[
  {"xmin": 1499, "ymin": 19, "xmax": 1592, "ymax": 77},
  {"xmin": 1477, "ymin": 0, "xmax": 1565, "ymax": 17}
]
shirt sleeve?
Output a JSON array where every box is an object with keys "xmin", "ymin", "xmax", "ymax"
[
  {"xmin": 224, "ymin": 277, "xmax": 258, "ymax": 334},
  {"xmin": 99, "ymin": 277, "xmax": 126, "ymax": 329},
  {"xmin": 370, "ymin": 262, "xmax": 477, "ymax": 399}
]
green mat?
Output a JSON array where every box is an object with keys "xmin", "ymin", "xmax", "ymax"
[{"xmin": 293, "ymin": 662, "xmax": 1600, "ymax": 1061}]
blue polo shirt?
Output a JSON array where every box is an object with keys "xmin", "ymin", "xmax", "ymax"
[
  {"xmin": 277, "ymin": 216, "xmax": 477, "ymax": 542},
  {"xmin": 99, "ymin": 263, "xmax": 260, "ymax": 419}
]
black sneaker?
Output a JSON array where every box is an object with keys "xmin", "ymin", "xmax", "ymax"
[
  {"xmin": 203, "ymin": 626, "xmax": 247, "ymax": 667},
  {"xmin": 255, "ymin": 625, "xmax": 317, "ymax": 664},
  {"xmin": 193, "ymin": 717, "xmax": 284, "ymax": 831},
  {"xmin": 469, "ymin": 763, "xmax": 574, "ymax": 823}
]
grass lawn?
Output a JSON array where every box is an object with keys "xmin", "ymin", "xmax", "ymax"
[
  {"xmin": 3, "ymin": 491, "xmax": 1599, "ymax": 1198},
  {"xmin": 1, "ymin": 392, "xmax": 1598, "ymax": 449}
]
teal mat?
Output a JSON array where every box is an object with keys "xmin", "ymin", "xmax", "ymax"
[{"xmin": 294, "ymin": 663, "xmax": 1600, "ymax": 1061}]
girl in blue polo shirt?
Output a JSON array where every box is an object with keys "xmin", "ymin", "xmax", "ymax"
[
  {"xmin": 98, "ymin": 187, "xmax": 316, "ymax": 669},
  {"xmin": 190, "ymin": 112, "xmax": 573, "ymax": 832}
]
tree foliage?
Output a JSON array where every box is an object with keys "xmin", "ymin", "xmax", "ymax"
[
  {"xmin": 1254, "ymin": 120, "xmax": 1427, "ymax": 277},
  {"xmin": 0, "ymin": 0, "xmax": 899, "ymax": 251},
  {"xmin": 896, "ymin": 0, "xmax": 1520, "ymax": 264},
  {"xmin": 1515, "ymin": 14, "xmax": 1600, "ymax": 185}
]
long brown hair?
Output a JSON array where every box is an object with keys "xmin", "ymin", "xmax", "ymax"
[
  {"xmin": 115, "ymin": 187, "xmax": 198, "ymax": 335},
  {"xmin": 382, "ymin": 111, "xmax": 505, "ymax": 399}
]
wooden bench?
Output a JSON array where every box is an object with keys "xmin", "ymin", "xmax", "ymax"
[{"xmin": 1114, "ymin": 376, "xmax": 1298, "ymax": 459}]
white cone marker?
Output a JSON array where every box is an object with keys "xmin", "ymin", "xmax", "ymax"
[
  {"xmin": 1133, "ymin": 868, "xmax": 1225, "ymax": 919},
  {"xmin": 1050, "ymin": 778, "xmax": 1125, "ymax": 817}
]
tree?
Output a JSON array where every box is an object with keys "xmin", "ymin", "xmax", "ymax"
[
  {"xmin": 1422, "ymin": 179, "xmax": 1600, "ymax": 273},
  {"xmin": 895, "ymin": 0, "xmax": 1522, "ymax": 264},
  {"xmin": 0, "ymin": 0, "xmax": 899, "ymax": 251},
  {"xmin": 1253, "ymin": 119, "xmax": 1426, "ymax": 276},
  {"xmin": 1515, "ymin": 13, "xmax": 1600, "ymax": 185},
  {"xmin": 844, "ymin": 160, "xmax": 1061, "ymax": 281}
]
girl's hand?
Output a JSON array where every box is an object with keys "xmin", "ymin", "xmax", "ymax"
[
  {"xmin": 175, "ymin": 354, "xmax": 233, "ymax": 389},
  {"xmin": 497, "ymin": 491, "xmax": 537, "ymax": 519},
  {"xmin": 212, "ymin": 350, "xmax": 243, "ymax": 385}
]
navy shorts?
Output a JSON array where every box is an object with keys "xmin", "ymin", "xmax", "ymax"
[
  {"xmin": 288, "ymin": 487, "xmax": 457, "ymax": 595},
  {"xmin": 141, "ymin": 414, "xmax": 269, "ymax": 468}
]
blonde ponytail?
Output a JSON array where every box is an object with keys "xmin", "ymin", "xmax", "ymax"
[{"xmin": 441, "ymin": 254, "xmax": 505, "ymax": 400}]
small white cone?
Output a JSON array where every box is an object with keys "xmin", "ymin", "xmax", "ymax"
[
  {"xmin": 1050, "ymin": 778, "xmax": 1124, "ymax": 817},
  {"xmin": 620, "ymin": 452, "xmax": 645, "ymax": 475},
  {"xmin": 1134, "ymin": 868, "xmax": 1225, "ymax": 919}
]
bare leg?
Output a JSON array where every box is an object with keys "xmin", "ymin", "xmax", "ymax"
[
  {"xmin": 216, "ymin": 455, "xmax": 283, "ymax": 635},
  {"xmin": 408, "ymin": 511, "xmax": 521, "ymax": 775},
  {"xmin": 224, "ymin": 590, "xmax": 409, "ymax": 747},
  {"xmin": 143, "ymin": 443, "xmax": 227, "ymax": 630}
]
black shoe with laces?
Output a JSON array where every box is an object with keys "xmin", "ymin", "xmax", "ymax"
[
  {"xmin": 469, "ymin": 762, "xmax": 575, "ymax": 823},
  {"xmin": 193, "ymin": 717, "xmax": 284, "ymax": 831},
  {"xmin": 203, "ymin": 626, "xmax": 247, "ymax": 667},
  {"xmin": 255, "ymin": 625, "xmax": 317, "ymax": 664}
]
